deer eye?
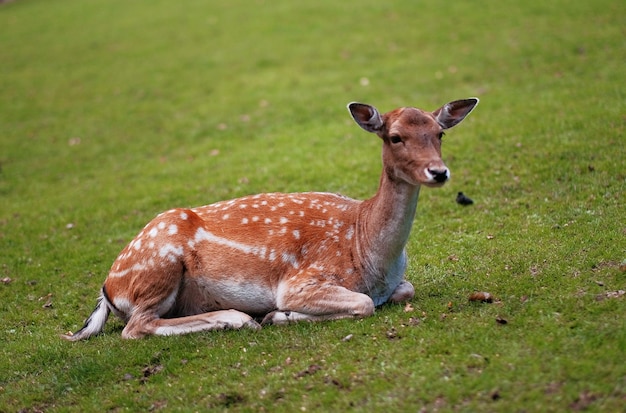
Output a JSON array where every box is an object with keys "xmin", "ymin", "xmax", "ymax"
[{"xmin": 389, "ymin": 135, "xmax": 402, "ymax": 144}]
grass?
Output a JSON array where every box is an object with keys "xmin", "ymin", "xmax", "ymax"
[{"xmin": 1, "ymin": 0, "xmax": 625, "ymax": 411}]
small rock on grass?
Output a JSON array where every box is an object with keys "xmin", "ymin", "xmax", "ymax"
[
  {"xmin": 456, "ymin": 192, "xmax": 474, "ymax": 206},
  {"xmin": 341, "ymin": 334, "xmax": 354, "ymax": 342}
]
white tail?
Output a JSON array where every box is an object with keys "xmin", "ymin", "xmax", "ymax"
[{"xmin": 62, "ymin": 98, "xmax": 478, "ymax": 340}]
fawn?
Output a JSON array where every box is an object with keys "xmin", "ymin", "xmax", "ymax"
[{"xmin": 62, "ymin": 98, "xmax": 478, "ymax": 340}]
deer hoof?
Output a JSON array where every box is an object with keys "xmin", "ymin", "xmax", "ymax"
[
  {"xmin": 261, "ymin": 311, "xmax": 277, "ymax": 325},
  {"xmin": 261, "ymin": 310, "xmax": 292, "ymax": 325},
  {"xmin": 244, "ymin": 319, "xmax": 262, "ymax": 330}
]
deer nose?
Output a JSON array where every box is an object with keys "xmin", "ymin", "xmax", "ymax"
[{"xmin": 428, "ymin": 168, "xmax": 449, "ymax": 183}]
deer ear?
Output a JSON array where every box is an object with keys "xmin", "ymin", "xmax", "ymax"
[
  {"xmin": 433, "ymin": 98, "xmax": 479, "ymax": 130},
  {"xmin": 348, "ymin": 102, "xmax": 384, "ymax": 133}
]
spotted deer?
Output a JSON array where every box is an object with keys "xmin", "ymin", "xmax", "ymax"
[{"xmin": 62, "ymin": 98, "xmax": 478, "ymax": 340}]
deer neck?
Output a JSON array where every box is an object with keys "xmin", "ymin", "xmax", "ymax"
[{"xmin": 356, "ymin": 171, "xmax": 421, "ymax": 276}]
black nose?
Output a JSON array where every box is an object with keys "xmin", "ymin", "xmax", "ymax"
[{"xmin": 429, "ymin": 168, "xmax": 448, "ymax": 183}]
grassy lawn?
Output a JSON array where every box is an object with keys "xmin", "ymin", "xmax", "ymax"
[{"xmin": 1, "ymin": 0, "xmax": 625, "ymax": 411}]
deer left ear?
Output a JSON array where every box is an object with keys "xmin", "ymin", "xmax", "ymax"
[
  {"xmin": 348, "ymin": 102, "xmax": 384, "ymax": 133},
  {"xmin": 433, "ymin": 98, "xmax": 479, "ymax": 130}
]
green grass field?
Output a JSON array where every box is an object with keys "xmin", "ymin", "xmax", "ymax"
[{"xmin": 1, "ymin": 0, "xmax": 625, "ymax": 411}]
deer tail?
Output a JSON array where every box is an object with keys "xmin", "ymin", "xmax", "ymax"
[{"xmin": 60, "ymin": 287, "xmax": 111, "ymax": 341}]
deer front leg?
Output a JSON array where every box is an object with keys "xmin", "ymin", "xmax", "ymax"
[
  {"xmin": 262, "ymin": 277, "xmax": 375, "ymax": 325},
  {"xmin": 388, "ymin": 279, "xmax": 415, "ymax": 304}
]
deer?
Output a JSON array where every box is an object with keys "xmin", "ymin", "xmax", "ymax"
[{"xmin": 61, "ymin": 98, "xmax": 478, "ymax": 340}]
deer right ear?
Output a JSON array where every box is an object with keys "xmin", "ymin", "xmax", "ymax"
[{"xmin": 348, "ymin": 103, "xmax": 384, "ymax": 133}]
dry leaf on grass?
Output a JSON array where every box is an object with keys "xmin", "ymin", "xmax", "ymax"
[
  {"xmin": 294, "ymin": 364, "xmax": 322, "ymax": 379},
  {"xmin": 596, "ymin": 290, "xmax": 625, "ymax": 301},
  {"xmin": 386, "ymin": 327, "xmax": 399, "ymax": 340},
  {"xmin": 406, "ymin": 317, "xmax": 421, "ymax": 326},
  {"xmin": 39, "ymin": 293, "xmax": 53, "ymax": 308},
  {"xmin": 140, "ymin": 364, "xmax": 164, "ymax": 384},
  {"xmin": 469, "ymin": 292, "xmax": 494, "ymax": 303},
  {"xmin": 570, "ymin": 391, "xmax": 598, "ymax": 411}
]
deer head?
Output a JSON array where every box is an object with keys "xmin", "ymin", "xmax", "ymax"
[{"xmin": 348, "ymin": 98, "xmax": 479, "ymax": 187}]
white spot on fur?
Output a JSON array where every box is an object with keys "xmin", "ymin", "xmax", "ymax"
[
  {"xmin": 149, "ymin": 227, "xmax": 158, "ymax": 238},
  {"xmin": 168, "ymin": 225, "xmax": 178, "ymax": 235},
  {"xmin": 281, "ymin": 252, "xmax": 299, "ymax": 269},
  {"xmin": 242, "ymin": 218, "xmax": 249, "ymax": 224},
  {"xmin": 109, "ymin": 268, "xmax": 130, "ymax": 278},
  {"xmin": 345, "ymin": 226, "xmax": 354, "ymax": 240},
  {"xmin": 131, "ymin": 262, "xmax": 147, "ymax": 271},
  {"xmin": 180, "ymin": 212, "xmax": 188, "ymax": 220},
  {"xmin": 255, "ymin": 246, "xmax": 267, "ymax": 259},
  {"xmin": 159, "ymin": 243, "xmax": 184, "ymax": 260},
  {"xmin": 292, "ymin": 230, "xmax": 300, "ymax": 239}
]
